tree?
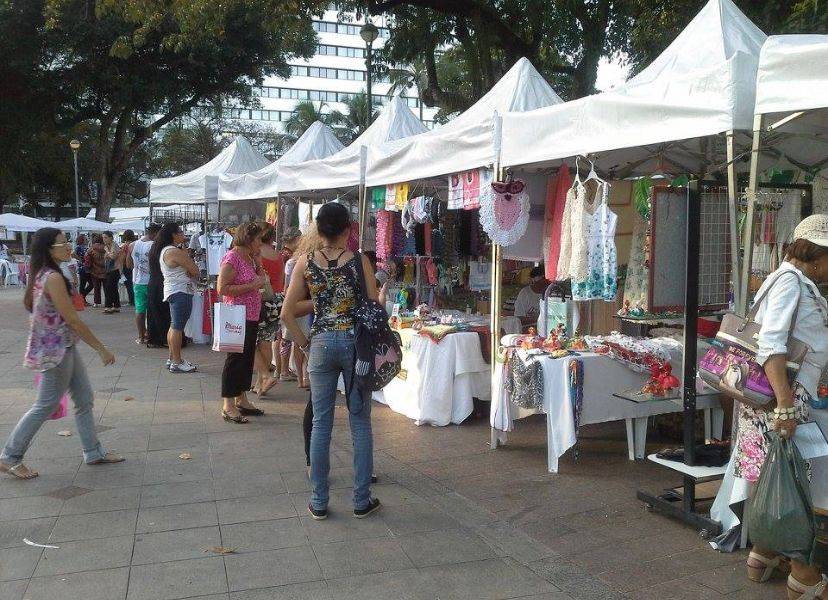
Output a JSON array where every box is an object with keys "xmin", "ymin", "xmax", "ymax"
[
  {"xmin": 336, "ymin": 92, "xmax": 381, "ymax": 143},
  {"xmin": 281, "ymin": 101, "xmax": 346, "ymax": 144},
  {"xmin": 386, "ymin": 58, "xmax": 428, "ymax": 120},
  {"xmin": 22, "ymin": 0, "xmax": 326, "ymax": 220}
]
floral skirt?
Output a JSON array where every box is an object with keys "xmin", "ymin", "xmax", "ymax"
[{"xmin": 734, "ymin": 383, "xmax": 810, "ymax": 482}]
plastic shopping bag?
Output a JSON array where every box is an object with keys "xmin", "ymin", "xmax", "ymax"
[
  {"xmin": 537, "ymin": 297, "xmax": 579, "ymax": 337},
  {"xmin": 745, "ymin": 431, "xmax": 815, "ymax": 563},
  {"xmin": 212, "ymin": 303, "xmax": 246, "ymax": 353},
  {"xmin": 33, "ymin": 373, "xmax": 69, "ymax": 420}
]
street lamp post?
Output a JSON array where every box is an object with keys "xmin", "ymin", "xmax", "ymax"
[
  {"xmin": 360, "ymin": 20, "xmax": 379, "ymax": 128},
  {"xmin": 69, "ymin": 139, "xmax": 81, "ymax": 218}
]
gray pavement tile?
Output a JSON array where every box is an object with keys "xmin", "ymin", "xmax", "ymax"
[
  {"xmin": 33, "ymin": 534, "xmax": 134, "ymax": 576},
  {"xmin": 149, "ymin": 432, "xmax": 210, "ymax": 451},
  {"xmin": 0, "ymin": 474, "xmax": 78, "ymax": 499},
  {"xmin": 0, "ymin": 517, "xmax": 56, "ymax": 549},
  {"xmin": 219, "ymin": 518, "xmax": 308, "ymax": 553},
  {"xmin": 0, "ymin": 545, "xmax": 42, "ymax": 581},
  {"xmin": 229, "ymin": 581, "xmax": 330, "ymax": 600},
  {"xmin": 312, "ymin": 538, "xmax": 415, "ymax": 579},
  {"xmin": 420, "ymin": 558, "xmax": 559, "ymax": 600},
  {"xmin": 132, "ymin": 526, "xmax": 222, "ymax": 565},
  {"xmin": 324, "ymin": 569, "xmax": 440, "ymax": 600},
  {"xmin": 136, "ymin": 501, "xmax": 218, "ymax": 533},
  {"xmin": 143, "ymin": 456, "xmax": 213, "ymax": 485},
  {"xmin": 224, "ymin": 546, "xmax": 323, "ymax": 592},
  {"xmin": 299, "ymin": 512, "xmax": 392, "ymax": 544},
  {"xmin": 0, "ymin": 495, "xmax": 63, "ymax": 521},
  {"xmin": 216, "ymin": 494, "xmax": 296, "ymax": 525},
  {"xmin": 0, "ymin": 580, "xmax": 27, "ymax": 600},
  {"xmin": 60, "ymin": 486, "xmax": 141, "ymax": 515},
  {"xmin": 398, "ymin": 528, "xmax": 496, "ymax": 567},
  {"xmin": 140, "ymin": 479, "xmax": 215, "ymax": 508},
  {"xmin": 127, "ymin": 556, "xmax": 229, "ymax": 600},
  {"xmin": 24, "ymin": 567, "xmax": 130, "ymax": 600},
  {"xmin": 73, "ymin": 462, "xmax": 147, "ymax": 489},
  {"xmin": 49, "ymin": 509, "xmax": 137, "ymax": 542},
  {"xmin": 377, "ymin": 500, "xmax": 462, "ymax": 535},
  {"xmin": 212, "ymin": 473, "xmax": 287, "ymax": 501}
]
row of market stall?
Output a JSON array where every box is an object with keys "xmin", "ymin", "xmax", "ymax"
[{"xmin": 139, "ymin": 0, "xmax": 826, "ymax": 537}]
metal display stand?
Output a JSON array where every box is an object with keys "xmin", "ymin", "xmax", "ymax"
[{"xmin": 636, "ymin": 180, "xmax": 723, "ymax": 538}]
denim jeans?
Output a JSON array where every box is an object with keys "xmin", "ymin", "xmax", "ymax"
[
  {"xmin": 308, "ymin": 331, "xmax": 373, "ymax": 511},
  {"xmin": 1, "ymin": 346, "xmax": 107, "ymax": 465}
]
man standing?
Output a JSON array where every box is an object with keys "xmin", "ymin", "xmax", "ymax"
[
  {"xmin": 127, "ymin": 224, "xmax": 160, "ymax": 344},
  {"xmin": 513, "ymin": 266, "xmax": 549, "ymax": 329}
]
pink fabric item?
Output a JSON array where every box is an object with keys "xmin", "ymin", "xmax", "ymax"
[
  {"xmin": 34, "ymin": 373, "xmax": 69, "ymax": 419},
  {"xmin": 220, "ymin": 249, "xmax": 262, "ymax": 321},
  {"xmin": 544, "ymin": 165, "xmax": 572, "ymax": 281},
  {"xmin": 463, "ymin": 169, "xmax": 481, "ymax": 210},
  {"xmin": 347, "ymin": 221, "xmax": 359, "ymax": 252}
]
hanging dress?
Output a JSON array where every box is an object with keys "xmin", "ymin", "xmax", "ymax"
[{"xmin": 572, "ymin": 182, "xmax": 618, "ymax": 301}]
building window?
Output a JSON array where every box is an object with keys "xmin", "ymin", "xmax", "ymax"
[{"xmin": 312, "ymin": 20, "xmax": 390, "ymax": 38}]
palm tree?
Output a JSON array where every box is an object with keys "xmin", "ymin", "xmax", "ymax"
[
  {"xmin": 335, "ymin": 92, "xmax": 380, "ymax": 144},
  {"xmin": 387, "ymin": 58, "xmax": 428, "ymax": 121},
  {"xmin": 282, "ymin": 101, "xmax": 344, "ymax": 142}
]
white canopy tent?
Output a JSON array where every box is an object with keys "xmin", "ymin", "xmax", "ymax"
[
  {"xmin": 499, "ymin": 0, "xmax": 766, "ymax": 177},
  {"xmin": 58, "ymin": 218, "xmax": 113, "ymax": 233},
  {"xmin": 366, "ymin": 58, "xmax": 564, "ymax": 187},
  {"xmin": 218, "ymin": 121, "xmax": 345, "ymax": 201},
  {"xmin": 739, "ymin": 34, "xmax": 828, "ymax": 312},
  {"xmin": 148, "ymin": 136, "xmax": 270, "ymax": 205},
  {"xmin": 275, "ymin": 96, "xmax": 427, "ymax": 195},
  {"xmin": 0, "ymin": 213, "xmax": 55, "ymax": 233}
]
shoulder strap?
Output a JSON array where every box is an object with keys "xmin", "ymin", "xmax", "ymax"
[
  {"xmin": 352, "ymin": 251, "xmax": 368, "ymax": 301},
  {"xmin": 747, "ymin": 269, "xmax": 803, "ymax": 340}
]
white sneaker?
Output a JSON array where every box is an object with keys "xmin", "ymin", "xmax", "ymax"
[
  {"xmin": 169, "ymin": 361, "xmax": 197, "ymax": 373},
  {"xmin": 165, "ymin": 359, "xmax": 172, "ymax": 368}
]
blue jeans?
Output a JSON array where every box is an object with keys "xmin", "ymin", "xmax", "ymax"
[
  {"xmin": 1, "ymin": 346, "xmax": 107, "ymax": 465},
  {"xmin": 308, "ymin": 331, "xmax": 373, "ymax": 511}
]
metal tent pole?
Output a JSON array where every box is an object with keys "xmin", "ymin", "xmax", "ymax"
[
  {"xmin": 725, "ymin": 131, "xmax": 741, "ymax": 312},
  {"xmin": 738, "ymin": 114, "xmax": 764, "ymax": 316}
]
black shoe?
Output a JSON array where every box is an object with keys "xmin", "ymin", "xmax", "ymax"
[
  {"xmin": 307, "ymin": 503, "xmax": 327, "ymax": 520},
  {"xmin": 354, "ymin": 498, "xmax": 381, "ymax": 519}
]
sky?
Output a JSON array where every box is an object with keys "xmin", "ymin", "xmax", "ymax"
[{"xmin": 595, "ymin": 55, "xmax": 631, "ymax": 91}]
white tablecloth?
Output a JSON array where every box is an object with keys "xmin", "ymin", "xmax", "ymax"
[
  {"xmin": 491, "ymin": 352, "xmax": 723, "ymax": 472},
  {"xmin": 376, "ymin": 331, "xmax": 490, "ymax": 426}
]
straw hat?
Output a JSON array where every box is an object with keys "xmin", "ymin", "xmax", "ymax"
[{"xmin": 793, "ymin": 214, "xmax": 828, "ymax": 248}]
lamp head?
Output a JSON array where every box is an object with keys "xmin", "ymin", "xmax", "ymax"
[
  {"xmin": 360, "ymin": 21, "xmax": 379, "ymax": 45},
  {"xmin": 69, "ymin": 139, "xmax": 81, "ymax": 151}
]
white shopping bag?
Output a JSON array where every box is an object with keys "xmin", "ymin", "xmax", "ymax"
[
  {"xmin": 212, "ymin": 303, "xmax": 246, "ymax": 352},
  {"xmin": 537, "ymin": 297, "xmax": 579, "ymax": 337}
]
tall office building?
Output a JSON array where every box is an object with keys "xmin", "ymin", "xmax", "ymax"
[{"xmin": 218, "ymin": 4, "xmax": 438, "ymax": 131}]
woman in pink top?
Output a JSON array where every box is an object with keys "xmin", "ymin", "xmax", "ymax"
[
  {"xmin": 1, "ymin": 228, "xmax": 123, "ymax": 480},
  {"xmin": 217, "ymin": 222, "xmax": 269, "ymax": 423}
]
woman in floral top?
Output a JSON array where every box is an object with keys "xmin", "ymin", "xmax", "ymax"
[
  {"xmin": 0, "ymin": 228, "xmax": 123, "ymax": 480},
  {"xmin": 282, "ymin": 202, "xmax": 381, "ymax": 521}
]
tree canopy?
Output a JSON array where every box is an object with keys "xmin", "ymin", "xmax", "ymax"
[{"xmin": 1, "ymin": 0, "xmax": 327, "ymax": 219}]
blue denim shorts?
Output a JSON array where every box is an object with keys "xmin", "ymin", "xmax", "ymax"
[{"xmin": 168, "ymin": 292, "xmax": 193, "ymax": 331}]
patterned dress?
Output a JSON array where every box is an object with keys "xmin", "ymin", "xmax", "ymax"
[
  {"xmin": 24, "ymin": 269, "xmax": 78, "ymax": 372},
  {"xmin": 572, "ymin": 182, "xmax": 618, "ymax": 301}
]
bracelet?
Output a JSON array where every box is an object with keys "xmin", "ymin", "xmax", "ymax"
[{"xmin": 773, "ymin": 406, "xmax": 797, "ymax": 419}]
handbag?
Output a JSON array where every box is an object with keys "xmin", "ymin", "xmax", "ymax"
[
  {"xmin": 699, "ymin": 271, "xmax": 809, "ymax": 408},
  {"xmin": 72, "ymin": 293, "xmax": 85, "ymax": 311},
  {"xmin": 212, "ymin": 303, "xmax": 246, "ymax": 353},
  {"xmin": 34, "ymin": 373, "xmax": 69, "ymax": 420},
  {"xmin": 261, "ymin": 275, "xmax": 275, "ymax": 302}
]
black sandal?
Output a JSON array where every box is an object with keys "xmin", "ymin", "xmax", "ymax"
[
  {"xmin": 236, "ymin": 405, "xmax": 265, "ymax": 416},
  {"xmin": 222, "ymin": 410, "xmax": 249, "ymax": 424}
]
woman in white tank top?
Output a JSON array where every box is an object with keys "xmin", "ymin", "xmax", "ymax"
[{"xmin": 149, "ymin": 224, "xmax": 199, "ymax": 373}]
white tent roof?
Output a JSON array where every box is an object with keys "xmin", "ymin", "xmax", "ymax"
[
  {"xmin": 58, "ymin": 218, "xmax": 112, "ymax": 232},
  {"xmin": 87, "ymin": 206, "xmax": 149, "ymax": 222},
  {"xmin": 276, "ymin": 96, "xmax": 428, "ymax": 194},
  {"xmin": 149, "ymin": 136, "xmax": 270, "ymax": 205},
  {"xmin": 217, "ymin": 121, "xmax": 345, "ymax": 201},
  {"xmin": 500, "ymin": 0, "xmax": 766, "ymax": 174},
  {"xmin": 366, "ymin": 58, "xmax": 564, "ymax": 187},
  {"xmin": 756, "ymin": 35, "xmax": 828, "ymax": 116},
  {"xmin": 0, "ymin": 213, "xmax": 55, "ymax": 233}
]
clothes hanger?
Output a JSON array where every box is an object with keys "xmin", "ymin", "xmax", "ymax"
[{"xmin": 583, "ymin": 158, "xmax": 606, "ymax": 185}]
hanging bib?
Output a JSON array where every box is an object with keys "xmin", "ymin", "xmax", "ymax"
[{"xmin": 480, "ymin": 179, "xmax": 530, "ymax": 247}]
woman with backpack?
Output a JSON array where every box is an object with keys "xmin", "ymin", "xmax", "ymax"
[{"xmin": 282, "ymin": 202, "xmax": 380, "ymax": 521}]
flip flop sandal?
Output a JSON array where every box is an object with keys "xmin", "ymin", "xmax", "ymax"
[
  {"xmin": 787, "ymin": 575, "xmax": 828, "ymax": 600},
  {"xmin": 87, "ymin": 453, "xmax": 125, "ymax": 465},
  {"xmin": 0, "ymin": 462, "xmax": 38, "ymax": 479},
  {"xmin": 222, "ymin": 410, "xmax": 249, "ymax": 424},
  {"xmin": 259, "ymin": 379, "xmax": 278, "ymax": 396},
  {"xmin": 236, "ymin": 406, "xmax": 265, "ymax": 416}
]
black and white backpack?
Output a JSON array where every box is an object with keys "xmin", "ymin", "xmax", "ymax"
[{"xmin": 350, "ymin": 252, "xmax": 402, "ymax": 396}]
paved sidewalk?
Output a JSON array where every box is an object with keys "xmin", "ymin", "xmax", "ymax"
[{"xmin": 0, "ymin": 288, "xmax": 780, "ymax": 599}]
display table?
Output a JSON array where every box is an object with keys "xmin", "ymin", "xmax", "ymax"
[
  {"xmin": 490, "ymin": 352, "xmax": 724, "ymax": 472},
  {"xmin": 375, "ymin": 330, "xmax": 490, "ymax": 426},
  {"xmin": 185, "ymin": 290, "xmax": 211, "ymax": 344}
]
